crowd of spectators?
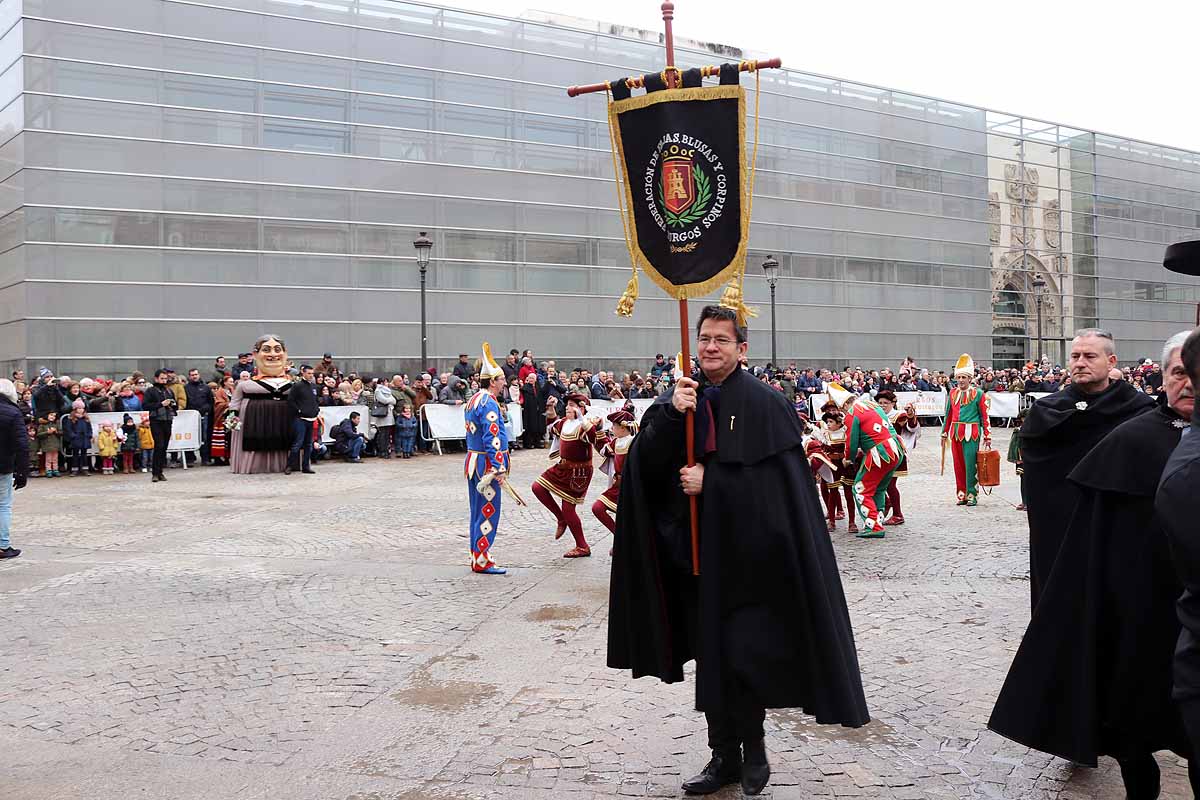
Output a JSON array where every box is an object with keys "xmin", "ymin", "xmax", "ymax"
[{"xmin": 7, "ymin": 346, "xmax": 1170, "ymax": 478}]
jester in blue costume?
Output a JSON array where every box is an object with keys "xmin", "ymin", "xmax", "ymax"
[{"xmin": 464, "ymin": 342, "xmax": 510, "ymax": 575}]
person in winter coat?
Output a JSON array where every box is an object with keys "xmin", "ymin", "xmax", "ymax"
[
  {"xmin": 137, "ymin": 418, "xmax": 154, "ymax": 473},
  {"xmin": 120, "ymin": 413, "xmax": 139, "ymax": 474},
  {"xmin": 36, "ymin": 411, "xmax": 64, "ymax": 477},
  {"xmin": 62, "ymin": 407, "xmax": 93, "ymax": 476},
  {"xmin": 372, "ymin": 383, "xmax": 397, "ymax": 458},
  {"xmin": 331, "ymin": 413, "xmax": 366, "ymax": 462},
  {"xmin": 396, "ymin": 406, "xmax": 418, "ymax": 458},
  {"xmin": 96, "ymin": 422, "xmax": 120, "ymax": 475}
]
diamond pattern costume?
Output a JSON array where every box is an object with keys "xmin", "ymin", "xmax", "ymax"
[{"xmin": 464, "ymin": 343, "xmax": 510, "ymax": 574}]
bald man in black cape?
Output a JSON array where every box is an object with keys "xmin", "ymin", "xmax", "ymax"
[
  {"xmin": 1021, "ymin": 328, "xmax": 1154, "ymax": 611},
  {"xmin": 607, "ymin": 305, "xmax": 868, "ymax": 797},
  {"xmin": 990, "ymin": 330, "xmax": 1198, "ymax": 799}
]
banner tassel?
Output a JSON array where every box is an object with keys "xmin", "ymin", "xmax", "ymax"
[
  {"xmin": 616, "ymin": 271, "xmax": 639, "ymax": 317},
  {"xmin": 718, "ymin": 273, "xmax": 758, "ymax": 328}
]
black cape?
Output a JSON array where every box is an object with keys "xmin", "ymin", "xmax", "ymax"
[
  {"xmin": 989, "ymin": 403, "xmax": 1188, "ymax": 765},
  {"xmin": 1157, "ymin": 410, "xmax": 1200, "ymax": 701},
  {"xmin": 607, "ymin": 367, "xmax": 869, "ymax": 726},
  {"xmin": 1020, "ymin": 380, "xmax": 1154, "ymax": 610}
]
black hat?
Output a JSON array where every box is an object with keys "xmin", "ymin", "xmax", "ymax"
[
  {"xmin": 323, "ymin": 352, "xmax": 333, "ymax": 358},
  {"xmin": 1164, "ymin": 240, "xmax": 1200, "ymax": 276}
]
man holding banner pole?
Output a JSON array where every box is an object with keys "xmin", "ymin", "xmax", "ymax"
[{"xmin": 609, "ymin": 306, "xmax": 868, "ymax": 796}]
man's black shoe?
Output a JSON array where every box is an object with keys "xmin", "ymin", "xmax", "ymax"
[
  {"xmin": 155, "ymin": 474, "xmax": 166, "ymax": 482},
  {"xmin": 681, "ymin": 752, "xmax": 741, "ymax": 795},
  {"xmin": 301, "ymin": 468, "xmax": 316, "ymax": 474},
  {"xmin": 0, "ymin": 547, "xmax": 21, "ymax": 559},
  {"xmin": 741, "ymin": 760, "xmax": 770, "ymax": 796},
  {"xmin": 284, "ymin": 465, "xmax": 293, "ymax": 475}
]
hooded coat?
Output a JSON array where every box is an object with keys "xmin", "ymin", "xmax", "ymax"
[{"xmin": 608, "ymin": 367, "xmax": 869, "ymax": 725}]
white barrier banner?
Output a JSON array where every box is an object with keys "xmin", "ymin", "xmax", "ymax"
[
  {"xmin": 318, "ymin": 405, "xmax": 369, "ymax": 443},
  {"xmin": 895, "ymin": 390, "xmax": 948, "ymax": 417},
  {"xmin": 810, "ymin": 390, "xmax": 947, "ymax": 419},
  {"xmin": 985, "ymin": 392, "xmax": 1021, "ymax": 419},
  {"xmin": 84, "ymin": 410, "xmax": 202, "ymax": 453},
  {"xmin": 422, "ymin": 403, "xmax": 527, "ymax": 442},
  {"xmin": 421, "ymin": 397, "xmax": 657, "ymax": 443}
]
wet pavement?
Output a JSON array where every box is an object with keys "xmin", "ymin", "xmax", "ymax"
[{"xmin": 0, "ymin": 428, "xmax": 1190, "ymax": 799}]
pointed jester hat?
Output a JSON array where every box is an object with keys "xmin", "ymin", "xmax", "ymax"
[
  {"xmin": 826, "ymin": 382, "xmax": 855, "ymax": 410},
  {"xmin": 479, "ymin": 342, "xmax": 505, "ymax": 381},
  {"xmin": 953, "ymin": 354, "xmax": 975, "ymax": 378}
]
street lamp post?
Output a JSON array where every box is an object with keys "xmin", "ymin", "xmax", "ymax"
[
  {"xmin": 412, "ymin": 231, "xmax": 433, "ymax": 370},
  {"xmin": 1032, "ymin": 275, "xmax": 1046, "ymax": 364},
  {"xmin": 761, "ymin": 254, "xmax": 780, "ymax": 367}
]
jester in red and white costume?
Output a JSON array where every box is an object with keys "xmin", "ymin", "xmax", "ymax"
[
  {"xmin": 829, "ymin": 383, "xmax": 903, "ymax": 538},
  {"xmin": 532, "ymin": 393, "xmax": 605, "ymax": 558},
  {"xmin": 940, "ymin": 354, "xmax": 991, "ymax": 507},
  {"xmin": 807, "ymin": 411, "xmax": 858, "ymax": 533},
  {"xmin": 593, "ymin": 408, "xmax": 637, "ymax": 536}
]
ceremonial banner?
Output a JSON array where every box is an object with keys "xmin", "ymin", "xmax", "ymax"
[{"xmin": 608, "ymin": 67, "xmax": 750, "ymax": 302}]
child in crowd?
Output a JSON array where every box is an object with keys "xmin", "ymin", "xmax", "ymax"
[
  {"xmin": 96, "ymin": 422, "xmax": 120, "ymax": 475},
  {"xmin": 26, "ymin": 423, "xmax": 38, "ymax": 476},
  {"xmin": 396, "ymin": 405, "xmax": 418, "ymax": 458},
  {"xmin": 37, "ymin": 411, "xmax": 63, "ymax": 477},
  {"xmin": 1008, "ymin": 412, "xmax": 1026, "ymax": 511},
  {"xmin": 63, "ymin": 406, "xmax": 92, "ymax": 476},
  {"xmin": 120, "ymin": 414, "xmax": 139, "ymax": 474},
  {"xmin": 137, "ymin": 415, "xmax": 154, "ymax": 473}
]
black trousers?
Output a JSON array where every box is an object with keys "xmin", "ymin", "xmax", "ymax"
[
  {"xmin": 150, "ymin": 419, "xmax": 172, "ymax": 477},
  {"xmin": 693, "ymin": 602, "xmax": 767, "ymax": 758}
]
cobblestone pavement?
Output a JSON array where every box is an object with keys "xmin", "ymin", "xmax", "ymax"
[{"xmin": 1, "ymin": 429, "xmax": 1191, "ymax": 799}]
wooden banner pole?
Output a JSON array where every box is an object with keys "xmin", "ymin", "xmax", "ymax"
[{"xmin": 658, "ymin": 2, "xmax": 702, "ymax": 576}]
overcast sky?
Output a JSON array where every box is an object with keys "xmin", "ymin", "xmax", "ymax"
[{"xmin": 441, "ymin": 0, "xmax": 1200, "ymax": 153}]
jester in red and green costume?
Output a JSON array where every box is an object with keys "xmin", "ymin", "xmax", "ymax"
[
  {"xmin": 941, "ymin": 354, "xmax": 991, "ymax": 507},
  {"xmin": 828, "ymin": 383, "xmax": 903, "ymax": 538}
]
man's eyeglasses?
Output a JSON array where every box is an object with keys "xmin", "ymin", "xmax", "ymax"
[{"xmin": 697, "ymin": 336, "xmax": 738, "ymax": 348}]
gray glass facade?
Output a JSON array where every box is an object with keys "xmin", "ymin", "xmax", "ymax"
[{"xmin": 0, "ymin": 0, "xmax": 1197, "ymax": 377}]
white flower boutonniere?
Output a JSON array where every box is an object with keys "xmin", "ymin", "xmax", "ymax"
[{"xmin": 1075, "ymin": 401, "xmax": 1089, "ymax": 411}]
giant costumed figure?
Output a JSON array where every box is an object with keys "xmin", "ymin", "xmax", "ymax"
[
  {"xmin": 940, "ymin": 354, "xmax": 991, "ymax": 506},
  {"xmin": 828, "ymin": 383, "xmax": 903, "ymax": 538},
  {"xmin": 225, "ymin": 334, "xmax": 293, "ymax": 474},
  {"xmin": 464, "ymin": 343, "xmax": 510, "ymax": 575}
]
